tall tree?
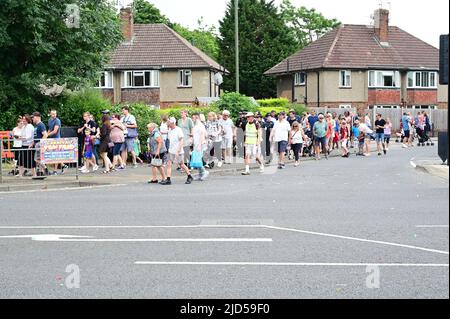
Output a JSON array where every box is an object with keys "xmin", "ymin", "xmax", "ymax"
[
  {"xmin": 218, "ymin": 0, "xmax": 298, "ymax": 98},
  {"xmin": 133, "ymin": 0, "xmax": 172, "ymax": 26},
  {"xmin": 280, "ymin": 0, "xmax": 340, "ymax": 49},
  {"xmin": 0, "ymin": 0, "xmax": 123, "ymax": 129},
  {"xmin": 133, "ymin": 1, "xmax": 219, "ymax": 60}
]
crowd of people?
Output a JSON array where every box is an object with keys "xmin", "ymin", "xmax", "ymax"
[{"xmin": 5, "ymin": 106, "xmax": 434, "ymax": 182}]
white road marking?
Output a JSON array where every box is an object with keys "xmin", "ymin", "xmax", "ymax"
[
  {"xmin": 135, "ymin": 261, "xmax": 449, "ymax": 267},
  {"xmin": 416, "ymin": 225, "xmax": 449, "ymax": 228},
  {"xmin": 264, "ymin": 225, "xmax": 450, "ymax": 255},
  {"xmin": 0, "ymin": 224, "xmax": 448, "ymax": 255},
  {"xmin": 0, "ymin": 234, "xmax": 272, "ymax": 243}
]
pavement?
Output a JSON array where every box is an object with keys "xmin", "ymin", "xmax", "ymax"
[{"xmin": 0, "ymin": 140, "xmax": 448, "ymax": 299}]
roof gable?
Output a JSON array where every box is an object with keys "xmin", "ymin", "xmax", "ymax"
[
  {"xmin": 265, "ymin": 24, "xmax": 439, "ymax": 75},
  {"xmin": 107, "ymin": 24, "xmax": 225, "ymax": 72}
]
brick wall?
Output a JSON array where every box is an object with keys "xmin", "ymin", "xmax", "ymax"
[
  {"xmin": 121, "ymin": 89, "xmax": 160, "ymax": 105},
  {"xmin": 307, "ymin": 102, "xmax": 368, "ymax": 116},
  {"xmin": 406, "ymin": 89, "xmax": 438, "ymax": 105},
  {"xmin": 368, "ymin": 89, "xmax": 401, "ymax": 105},
  {"xmin": 101, "ymin": 89, "xmax": 114, "ymax": 103}
]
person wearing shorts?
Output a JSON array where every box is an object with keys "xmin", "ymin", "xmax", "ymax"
[
  {"xmin": 384, "ymin": 118, "xmax": 392, "ymax": 151},
  {"xmin": 147, "ymin": 123, "xmax": 168, "ymax": 184},
  {"xmin": 270, "ymin": 112, "xmax": 291, "ymax": 169},
  {"xmin": 165, "ymin": 118, "xmax": 194, "ymax": 185},
  {"xmin": 312, "ymin": 114, "xmax": 328, "ymax": 160},
  {"xmin": 374, "ymin": 113, "xmax": 387, "ymax": 156},
  {"xmin": 219, "ymin": 110, "xmax": 235, "ymax": 164},
  {"xmin": 242, "ymin": 113, "xmax": 264, "ymax": 175},
  {"xmin": 110, "ymin": 114, "xmax": 126, "ymax": 170}
]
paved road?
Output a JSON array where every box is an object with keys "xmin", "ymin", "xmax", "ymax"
[{"xmin": 0, "ymin": 144, "xmax": 448, "ymax": 298}]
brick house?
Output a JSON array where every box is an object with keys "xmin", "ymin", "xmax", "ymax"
[
  {"xmin": 97, "ymin": 8, "xmax": 227, "ymax": 108},
  {"xmin": 265, "ymin": 9, "xmax": 448, "ymax": 115}
]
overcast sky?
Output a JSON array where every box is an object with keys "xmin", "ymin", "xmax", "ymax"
[{"xmin": 121, "ymin": 0, "xmax": 449, "ymax": 48}]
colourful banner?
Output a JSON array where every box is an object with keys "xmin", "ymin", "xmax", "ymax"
[{"xmin": 40, "ymin": 138, "xmax": 78, "ymax": 164}]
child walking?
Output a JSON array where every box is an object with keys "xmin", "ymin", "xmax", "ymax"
[{"xmin": 81, "ymin": 129, "xmax": 96, "ymax": 173}]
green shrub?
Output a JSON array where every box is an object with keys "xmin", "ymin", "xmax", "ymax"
[
  {"xmin": 257, "ymin": 98, "xmax": 289, "ymax": 109},
  {"xmin": 60, "ymin": 89, "xmax": 111, "ymax": 127},
  {"xmin": 211, "ymin": 92, "xmax": 258, "ymax": 118},
  {"xmin": 258, "ymin": 106, "xmax": 290, "ymax": 116},
  {"xmin": 156, "ymin": 106, "xmax": 220, "ymax": 120},
  {"xmin": 290, "ymin": 103, "xmax": 309, "ymax": 116}
]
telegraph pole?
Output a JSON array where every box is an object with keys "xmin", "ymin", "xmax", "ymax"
[{"xmin": 235, "ymin": 0, "xmax": 239, "ymax": 93}]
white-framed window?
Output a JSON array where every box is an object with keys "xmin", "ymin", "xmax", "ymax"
[
  {"xmin": 339, "ymin": 104, "xmax": 352, "ymax": 109},
  {"xmin": 411, "ymin": 105, "xmax": 437, "ymax": 110},
  {"xmin": 122, "ymin": 70, "xmax": 160, "ymax": 88},
  {"xmin": 339, "ymin": 70, "xmax": 351, "ymax": 87},
  {"xmin": 97, "ymin": 71, "xmax": 113, "ymax": 89},
  {"xmin": 178, "ymin": 70, "xmax": 192, "ymax": 87},
  {"xmin": 294, "ymin": 72, "xmax": 306, "ymax": 86},
  {"xmin": 407, "ymin": 71, "xmax": 438, "ymax": 88},
  {"xmin": 368, "ymin": 70, "xmax": 400, "ymax": 88}
]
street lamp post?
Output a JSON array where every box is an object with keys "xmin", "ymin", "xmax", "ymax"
[{"xmin": 235, "ymin": 0, "xmax": 239, "ymax": 93}]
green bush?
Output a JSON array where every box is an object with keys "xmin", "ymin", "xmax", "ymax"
[
  {"xmin": 211, "ymin": 92, "xmax": 258, "ymax": 118},
  {"xmin": 60, "ymin": 89, "xmax": 112, "ymax": 127},
  {"xmin": 257, "ymin": 98, "xmax": 289, "ymax": 109},
  {"xmin": 156, "ymin": 106, "xmax": 220, "ymax": 120},
  {"xmin": 258, "ymin": 106, "xmax": 290, "ymax": 116}
]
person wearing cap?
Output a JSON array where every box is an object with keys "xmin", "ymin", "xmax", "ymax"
[
  {"xmin": 242, "ymin": 112, "xmax": 264, "ymax": 175},
  {"xmin": 163, "ymin": 117, "xmax": 194, "ymax": 185},
  {"xmin": 312, "ymin": 113, "xmax": 328, "ymax": 160},
  {"xmin": 219, "ymin": 110, "xmax": 234, "ymax": 164},
  {"xmin": 204, "ymin": 112, "xmax": 222, "ymax": 169},
  {"xmin": 269, "ymin": 111, "xmax": 291, "ymax": 169}
]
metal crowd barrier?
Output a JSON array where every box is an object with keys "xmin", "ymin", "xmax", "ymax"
[{"xmin": 1, "ymin": 136, "xmax": 79, "ymax": 184}]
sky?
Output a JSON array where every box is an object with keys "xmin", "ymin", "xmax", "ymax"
[{"xmin": 120, "ymin": 0, "xmax": 449, "ymax": 48}]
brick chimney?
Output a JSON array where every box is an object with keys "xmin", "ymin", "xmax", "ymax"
[
  {"xmin": 374, "ymin": 8, "xmax": 389, "ymax": 44},
  {"xmin": 120, "ymin": 7, "xmax": 134, "ymax": 43}
]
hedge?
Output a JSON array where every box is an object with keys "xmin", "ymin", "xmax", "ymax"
[{"xmin": 257, "ymin": 98, "xmax": 289, "ymax": 109}]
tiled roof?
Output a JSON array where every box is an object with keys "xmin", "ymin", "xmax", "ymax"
[
  {"xmin": 107, "ymin": 24, "xmax": 226, "ymax": 72},
  {"xmin": 265, "ymin": 24, "xmax": 439, "ymax": 75}
]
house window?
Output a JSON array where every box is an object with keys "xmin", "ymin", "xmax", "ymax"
[
  {"xmin": 368, "ymin": 70, "xmax": 400, "ymax": 88},
  {"xmin": 339, "ymin": 70, "xmax": 351, "ymax": 87},
  {"xmin": 407, "ymin": 71, "xmax": 438, "ymax": 88},
  {"xmin": 122, "ymin": 70, "xmax": 160, "ymax": 88},
  {"xmin": 178, "ymin": 70, "xmax": 192, "ymax": 87},
  {"xmin": 339, "ymin": 104, "xmax": 352, "ymax": 109},
  {"xmin": 97, "ymin": 71, "xmax": 113, "ymax": 89},
  {"xmin": 294, "ymin": 72, "xmax": 306, "ymax": 86}
]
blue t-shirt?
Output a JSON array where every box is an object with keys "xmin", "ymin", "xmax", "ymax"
[
  {"xmin": 352, "ymin": 126, "xmax": 360, "ymax": 139},
  {"xmin": 48, "ymin": 117, "xmax": 61, "ymax": 138},
  {"xmin": 401, "ymin": 116, "xmax": 410, "ymax": 131},
  {"xmin": 308, "ymin": 115, "xmax": 319, "ymax": 129},
  {"xmin": 34, "ymin": 122, "xmax": 47, "ymax": 142}
]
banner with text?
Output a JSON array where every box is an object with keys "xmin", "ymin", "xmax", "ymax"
[{"xmin": 40, "ymin": 138, "xmax": 78, "ymax": 165}]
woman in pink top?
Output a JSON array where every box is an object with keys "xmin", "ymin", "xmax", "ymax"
[
  {"xmin": 110, "ymin": 114, "xmax": 126, "ymax": 170},
  {"xmin": 384, "ymin": 118, "xmax": 393, "ymax": 151}
]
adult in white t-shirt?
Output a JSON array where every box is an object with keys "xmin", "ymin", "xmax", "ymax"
[
  {"xmin": 270, "ymin": 112, "xmax": 292, "ymax": 169},
  {"xmin": 165, "ymin": 118, "xmax": 193, "ymax": 185},
  {"xmin": 219, "ymin": 110, "xmax": 235, "ymax": 164}
]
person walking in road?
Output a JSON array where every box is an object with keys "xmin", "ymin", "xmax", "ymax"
[
  {"xmin": 147, "ymin": 123, "xmax": 168, "ymax": 184},
  {"xmin": 219, "ymin": 110, "xmax": 234, "ymax": 165},
  {"xmin": 110, "ymin": 114, "xmax": 126, "ymax": 170},
  {"xmin": 191, "ymin": 113, "xmax": 209, "ymax": 181},
  {"xmin": 401, "ymin": 112, "xmax": 412, "ymax": 148},
  {"xmin": 242, "ymin": 112, "xmax": 264, "ymax": 175},
  {"xmin": 270, "ymin": 111, "xmax": 291, "ymax": 169},
  {"xmin": 99, "ymin": 115, "xmax": 113, "ymax": 174},
  {"xmin": 340, "ymin": 120, "xmax": 350, "ymax": 158},
  {"xmin": 312, "ymin": 114, "xmax": 328, "ymax": 160},
  {"xmin": 178, "ymin": 110, "xmax": 194, "ymax": 166},
  {"xmin": 120, "ymin": 106, "xmax": 138, "ymax": 168},
  {"xmin": 205, "ymin": 112, "xmax": 222, "ymax": 169},
  {"xmin": 290, "ymin": 121, "xmax": 306, "ymax": 167},
  {"xmin": 384, "ymin": 118, "xmax": 392, "ymax": 151},
  {"xmin": 165, "ymin": 118, "xmax": 194, "ymax": 185},
  {"xmin": 374, "ymin": 113, "xmax": 387, "ymax": 156}
]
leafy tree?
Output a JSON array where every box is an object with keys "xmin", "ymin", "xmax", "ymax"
[
  {"xmin": 280, "ymin": 0, "xmax": 340, "ymax": 49},
  {"xmin": 133, "ymin": 1, "xmax": 219, "ymax": 60},
  {"xmin": 173, "ymin": 18, "xmax": 220, "ymax": 61},
  {"xmin": 218, "ymin": 0, "xmax": 298, "ymax": 98},
  {"xmin": 0, "ymin": 0, "xmax": 123, "ymax": 130},
  {"xmin": 212, "ymin": 92, "xmax": 258, "ymax": 118},
  {"xmin": 133, "ymin": 0, "xmax": 173, "ymax": 26}
]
